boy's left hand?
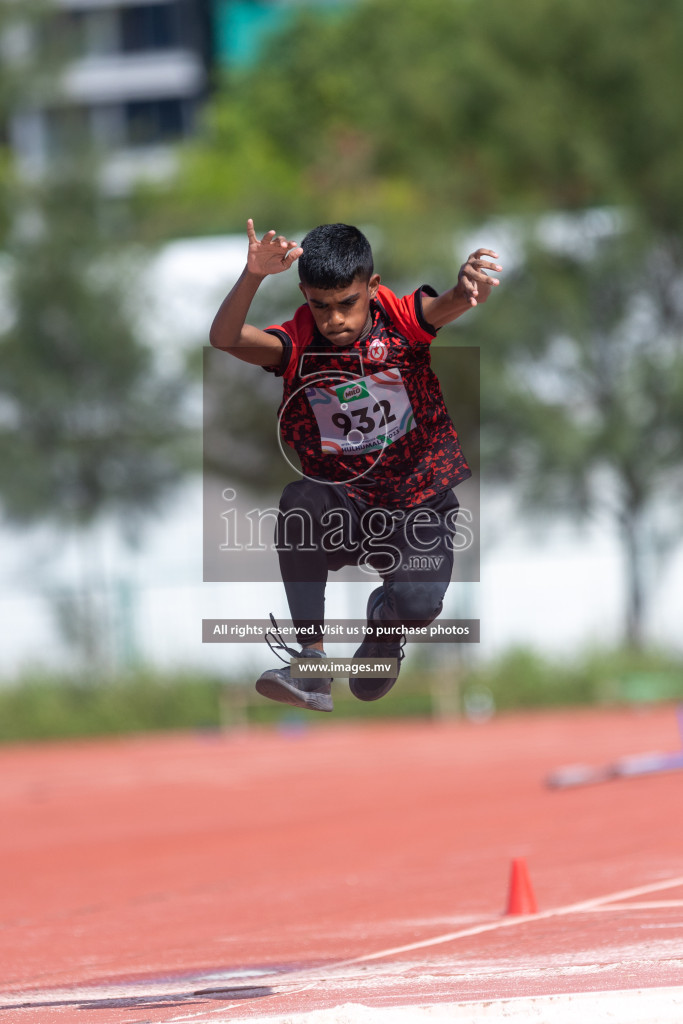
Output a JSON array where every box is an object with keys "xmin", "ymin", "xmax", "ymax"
[{"xmin": 455, "ymin": 249, "xmax": 502, "ymax": 306}]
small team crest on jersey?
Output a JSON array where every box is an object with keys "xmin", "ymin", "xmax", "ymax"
[{"xmin": 367, "ymin": 338, "xmax": 389, "ymax": 363}]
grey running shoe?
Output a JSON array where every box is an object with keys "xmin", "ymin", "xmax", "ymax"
[
  {"xmin": 255, "ymin": 615, "xmax": 333, "ymax": 712},
  {"xmin": 350, "ymin": 586, "xmax": 405, "ymax": 702}
]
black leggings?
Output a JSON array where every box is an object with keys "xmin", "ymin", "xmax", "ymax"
[{"xmin": 275, "ymin": 480, "xmax": 460, "ymax": 644}]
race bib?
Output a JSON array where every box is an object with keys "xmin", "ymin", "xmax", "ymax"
[{"xmin": 305, "ymin": 368, "xmax": 415, "ymax": 455}]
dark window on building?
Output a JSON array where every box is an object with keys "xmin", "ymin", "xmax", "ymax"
[
  {"xmin": 124, "ymin": 98, "xmax": 188, "ymax": 145},
  {"xmin": 121, "ymin": 3, "xmax": 181, "ymax": 52}
]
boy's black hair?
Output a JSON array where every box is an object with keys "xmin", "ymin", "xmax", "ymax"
[{"xmin": 298, "ymin": 223, "xmax": 374, "ymax": 289}]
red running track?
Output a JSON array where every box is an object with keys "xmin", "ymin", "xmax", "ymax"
[{"xmin": 1, "ymin": 706, "xmax": 683, "ymax": 1022}]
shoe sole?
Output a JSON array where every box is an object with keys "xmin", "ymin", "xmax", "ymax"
[{"xmin": 255, "ymin": 673, "xmax": 333, "ymax": 713}]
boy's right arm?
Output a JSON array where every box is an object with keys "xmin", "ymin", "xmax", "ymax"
[{"xmin": 209, "ymin": 218, "xmax": 302, "ymax": 366}]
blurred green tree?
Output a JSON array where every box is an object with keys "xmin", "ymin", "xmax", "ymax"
[
  {"xmin": 464, "ymin": 224, "xmax": 683, "ymax": 650},
  {"xmin": 0, "ymin": 0, "xmax": 58, "ymax": 240},
  {"xmin": 0, "ymin": 164, "xmax": 193, "ymax": 669},
  {"xmin": 0, "ymin": 169, "xmax": 188, "ymax": 529},
  {"xmin": 145, "ymin": 0, "xmax": 683, "ymax": 243},
  {"xmin": 0, "ymin": 7, "xmax": 195, "ymax": 671}
]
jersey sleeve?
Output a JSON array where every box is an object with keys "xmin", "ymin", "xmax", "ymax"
[
  {"xmin": 261, "ymin": 304, "xmax": 315, "ymax": 379},
  {"xmin": 376, "ymin": 284, "xmax": 439, "ymax": 344},
  {"xmin": 261, "ymin": 328, "xmax": 292, "ymax": 377}
]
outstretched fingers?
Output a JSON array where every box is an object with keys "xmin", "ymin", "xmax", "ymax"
[
  {"xmin": 270, "ymin": 234, "xmax": 302, "ymax": 266},
  {"xmin": 245, "ymin": 219, "xmax": 302, "ymax": 274},
  {"xmin": 459, "ymin": 249, "xmax": 502, "ymax": 305},
  {"xmin": 467, "ymin": 248, "xmax": 502, "ymax": 281}
]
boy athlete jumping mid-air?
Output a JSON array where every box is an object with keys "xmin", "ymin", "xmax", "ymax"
[{"xmin": 210, "ymin": 219, "xmax": 501, "ymax": 712}]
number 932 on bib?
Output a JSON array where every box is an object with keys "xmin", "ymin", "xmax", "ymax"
[{"xmin": 305, "ymin": 368, "xmax": 415, "ymax": 456}]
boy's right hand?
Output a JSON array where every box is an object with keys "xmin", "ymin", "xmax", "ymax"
[{"xmin": 246, "ymin": 218, "xmax": 302, "ymax": 278}]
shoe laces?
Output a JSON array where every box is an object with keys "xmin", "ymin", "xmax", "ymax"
[
  {"xmin": 265, "ymin": 613, "xmax": 300, "ymax": 665},
  {"xmin": 390, "ymin": 633, "xmax": 407, "ymax": 663},
  {"xmin": 366, "ymin": 628, "xmax": 406, "ymax": 661}
]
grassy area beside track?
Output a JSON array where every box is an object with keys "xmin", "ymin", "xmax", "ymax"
[{"xmin": 0, "ymin": 646, "xmax": 681, "ymax": 743}]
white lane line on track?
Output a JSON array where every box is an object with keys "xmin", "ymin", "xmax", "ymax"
[
  {"xmin": 76, "ymin": 874, "xmax": 683, "ymax": 1023},
  {"xmin": 319, "ymin": 873, "xmax": 683, "ymax": 970},
  {"xmin": 580, "ymin": 899, "xmax": 683, "ymax": 911},
  {"xmin": 157, "ymin": 871, "xmax": 683, "ymax": 1019},
  {"xmin": 159, "ymin": 871, "xmax": 683, "ymax": 1015}
]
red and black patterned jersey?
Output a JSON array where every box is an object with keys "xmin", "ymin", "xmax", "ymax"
[{"xmin": 264, "ymin": 284, "xmax": 471, "ymax": 508}]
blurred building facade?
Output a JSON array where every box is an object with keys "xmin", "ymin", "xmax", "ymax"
[
  {"xmin": 9, "ymin": 0, "xmax": 212, "ymax": 192},
  {"xmin": 6, "ymin": 0, "xmax": 348, "ymax": 193}
]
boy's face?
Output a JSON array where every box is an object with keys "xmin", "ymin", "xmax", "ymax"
[{"xmin": 299, "ymin": 273, "xmax": 381, "ymax": 347}]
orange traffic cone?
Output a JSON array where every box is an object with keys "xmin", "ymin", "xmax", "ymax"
[{"xmin": 505, "ymin": 856, "xmax": 538, "ymax": 915}]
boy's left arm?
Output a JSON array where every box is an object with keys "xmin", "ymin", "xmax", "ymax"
[{"xmin": 421, "ymin": 248, "xmax": 502, "ymax": 330}]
